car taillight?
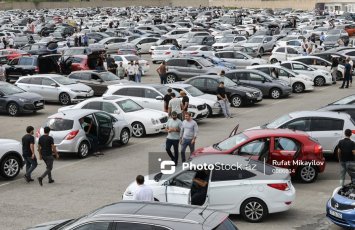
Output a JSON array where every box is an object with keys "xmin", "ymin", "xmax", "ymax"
[
  {"xmin": 267, "ymin": 183, "xmax": 289, "ymax": 191},
  {"xmin": 35, "ymin": 66, "xmax": 39, "ymax": 73},
  {"xmin": 165, "ymin": 51, "xmax": 171, "ymax": 55},
  {"xmin": 35, "ymin": 129, "xmax": 40, "ymax": 138},
  {"xmin": 314, "ymin": 144, "xmax": 322, "ymax": 154},
  {"xmin": 190, "ymin": 52, "xmax": 198, "ymax": 55},
  {"xmin": 352, "ymin": 130, "xmax": 355, "ymax": 134},
  {"xmin": 65, "ymin": 130, "xmax": 79, "ymax": 140}
]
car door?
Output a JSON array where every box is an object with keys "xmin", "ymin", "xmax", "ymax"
[
  {"xmin": 309, "ymin": 117, "xmax": 344, "ymax": 153},
  {"xmin": 41, "ymin": 77, "xmax": 60, "ymax": 101},
  {"xmin": 216, "ymin": 52, "xmax": 236, "ymax": 64},
  {"xmin": 234, "ymin": 52, "xmax": 249, "ymax": 67},
  {"xmin": 143, "ymin": 88, "xmax": 163, "ymax": 111},
  {"xmin": 248, "ymin": 72, "xmax": 270, "ymax": 95},
  {"xmin": 186, "ymin": 59, "xmax": 204, "ymax": 78},
  {"xmin": 277, "ymin": 68, "xmax": 292, "ymax": 85},
  {"xmin": 27, "ymin": 77, "xmax": 43, "ymax": 95},
  {"xmin": 273, "ymin": 47, "xmax": 286, "ymax": 61},
  {"xmin": 206, "ymin": 78, "xmax": 220, "ymax": 95},
  {"xmin": 90, "ymin": 73, "xmax": 107, "ymax": 96},
  {"xmin": 122, "ymin": 87, "xmax": 145, "ymax": 107},
  {"xmin": 227, "ymin": 72, "xmax": 249, "ymax": 86},
  {"xmin": 263, "ymin": 36, "xmax": 273, "ymax": 51},
  {"xmin": 291, "ymin": 62, "xmax": 310, "ymax": 75},
  {"xmin": 94, "ymin": 112, "xmax": 115, "ymax": 146},
  {"xmin": 270, "ymin": 137, "xmax": 300, "ymax": 170},
  {"xmin": 187, "ymin": 78, "xmax": 206, "ymax": 92},
  {"xmin": 6, "ymin": 58, "xmax": 21, "ymax": 77},
  {"xmin": 286, "ymin": 47, "xmax": 299, "ymax": 60},
  {"xmin": 165, "ymin": 170, "xmax": 196, "ymax": 204}
]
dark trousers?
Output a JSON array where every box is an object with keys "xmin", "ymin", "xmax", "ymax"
[
  {"xmin": 181, "ymin": 138, "xmax": 195, "ymax": 163},
  {"xmin": 341, "ymin": 76, "xmax": 350, "ymax": 88},
  {"xmin": 40, "ymin": 155, "xmax": 54, "ymax": 181},
  {"xmin": 24, "ymin": 156, "xmax": 37, "ymax": 178},
  {"xmin": 87, "ymin": 134, "xmax": 99, "ymax": 153},
  {"xmin": 166, "ymin": 139, "xmax": 179, "ymax": 165},
  {"xmin": 160, "ymin": 75, "xmax": 167, "ymax": 84},
  {"xmin": 129, "ymin": 75, "xmax": 135, "ymax": 81}
]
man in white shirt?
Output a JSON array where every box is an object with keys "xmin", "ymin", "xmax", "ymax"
[
  {"xmin": 133, "ymin": 175, "xmax": 154, "ymax": 202},
  {"xmin": 126, "ymin": 61, "xmax": 136, "ymax": 81},
  {"xmin": 168, "ymin": 93, "xmax": 183, "ymax": 119}
]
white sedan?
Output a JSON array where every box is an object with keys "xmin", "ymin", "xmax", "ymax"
[
  {"xmin": 179, "ymin": 45, "xmax": 214, "ymax": 57},
  {"xmin": 109, "ymin": 55, "xmax": 150, "ymax": 75},
  {"xmin": 58, "ymin": 96, "xmax": 168, "ymax": 138},
  {"xmin": 151, "ymin": 45, "xmax": 180, "ymax": 63},
  {"xmin": 0, "ymin": 139, "xmax": 23, "ymax": 179}
]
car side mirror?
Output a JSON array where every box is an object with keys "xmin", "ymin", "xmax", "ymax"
[
  {"xmin": 262, "ymin": 78, "xmax": 266, "ymax": 83},
  {"xmin": 114, "ymin": 110, "xmax": 120, "ymax": 114},
  {"xmin": 196, "ymin": 65, "xmax": 202, "ymax": 69},
  {"xmin": 263, "ymin": 40, "xmax": 268, "ymax": 43},
  {"xmin": 50, "ymin": 83, "xmax": 58, "ymax": 87},
  {"xmin": 244, "ymin": 57, "xmax": 248, "ymax": 60},
  {"xmin": 162, "ymin": 180, "xmax": 170, "ymax": 186},
  {"xmin": 156, "ymin": 95, "xmax": 163, "ymax": 100}
]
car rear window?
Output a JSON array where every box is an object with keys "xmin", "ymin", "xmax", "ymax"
[
  {"xmin": 213, "ymin": 218, "xmax": 239, "ymax": 230},
  {"xmin": 19, "ymin": 57, "xmax": 35, "ymax": 66},
  {"xmin": 45, "ymin": 118, "xmax": 74, "ymax": 131}
]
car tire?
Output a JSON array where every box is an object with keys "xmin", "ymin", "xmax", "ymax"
[
  {"xmin": 152, "ymin": 60, "xmax": 157, "ymax": 64},
  {"xmin": 59, "ymin": 92, "xmax": 71, "ymax": 105},
  {"xmin": 166, "ymin": 74, "xmax": 177, "ymax": 84},
  {"xmin": 269, "ymin": 88, "xmax": 281, "ymax": 99},
  {"xmin": 270, "ymin": 58, "xmax": 278, "ymax": 64},
  {"xmin": 297, "ymin": 165, "xmax": 318, "ymax": 183},
  {"xmin": 77, "ymin": 141, "xmax": 90, "ymax": 159},
  {"xmin": 336, "ymin": 71, "xmax": 343, "ymax": 81},
  {"xmin": 240, "ymin": 198, "xmax": 268, "ymax": 223},
  {"xmin": 120, "ymin": 128, "xmax": 130, "ymax": 145},
  {"xmin": 314, "ymin": 76, "xmax": 325, "ymax": 86},
  {"xmin": 206, "ymin": 105, "xmax": 213, "ymax": 117},
  {"xmin": 0, "ymin": 154, "xmax": 21, "ymax": 179},
  {"xmin": 231, "ymin": 95, "xmax": 242, "ymax": 107},
  {"xmin": 132, "ymin": 122, "xmax": 146, "ymax": 137},
  {"xmin": 293, "ymin": 82, "xmax": 305, "ymax": 93},
  {"xmin": 259, "ymin": 47, "xmax": 264, "ymax": 56},
  {"xmin": 7, "ymin": 102, "xmax": 19, "ymax": 116}
]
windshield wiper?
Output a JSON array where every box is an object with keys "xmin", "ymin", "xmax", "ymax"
[{"xmin": 213, "ymin": 143, "xmax": 222, "ymax": 150}]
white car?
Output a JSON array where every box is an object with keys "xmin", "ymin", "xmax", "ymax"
[
  {"xmin": 163, "ymin": 28, "xmax": 189, "ymax": 39},
  {"xmin": 123, "ymin": 154, "xmax": 296, "ymax": 223},
  {"xmin": 179, "ymin": 45, "xmax": 214, "ymax": 57},
  {"xmin": 215, "ymin": 51, "xmax": 267, "ymax": 67},
  {"xmin": 212, "ymin": 36, "xmax": 247, "ymax": 51},
  {"xmin": 280, "ymin": 61, "xmax": 333, "ymax": 86},
  {"xmin": 131, "ymin": 37, "xmax": 160, "ymax": 54},
  {"xmin": 0, "ymin": 139, "xmax": 23, "ymax": 179},
  {"xmin": 269, "ymin": 46, "xmax": 301, "ymax": 63},
  {"xmin": 103, "ymin": 84, "xmax": 209, "ymax": 121},
  {"xmin": 109, "ymin": 55, "xmax": 150, "ymax": 74},
  {"xmin": 151, "ymin": 45, "xmax": 180, "ymax": 63},
  {"xmin": 248, "ymin": 65, "xmax": 314, "ymax": 93},
  {"xmin": 15, "ymin": 74, "xmax": 94, "ymax": 105},
  {"xmin": 58, "ymin": 96, "xmax": 168, "ymax": 138},
  {"xmin": 167, "ymin": 83, "xmax": 222, "ymax": 116}
]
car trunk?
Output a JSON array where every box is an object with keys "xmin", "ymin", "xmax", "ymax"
[{"xmin": 38, "ymin": 54, "xmax": 61, "ymax": 74}]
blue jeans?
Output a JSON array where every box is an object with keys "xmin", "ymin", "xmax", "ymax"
[
  {"xmin": 166, "ymin": 139, "xmax": 179, "ymax": 165},
  {"xmin": 180, "ymin": 138, "xmax": 195, "ymax": 163},
  {"xmin": 160, "ymin": 74, "xmax": 167, "ymax": 84},
  {"xmin": 340, "ymin": 161, "xmax": 354, "ymax": 186},
  {"xmin": 24, "ymin": 156, "xmax": 37, "ymax": 178},
  {"xmin": 135, "ymin": 73, "xmax": 141, "ymax": 83}
]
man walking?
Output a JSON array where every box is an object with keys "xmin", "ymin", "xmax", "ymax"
[
  {"xmin": 156, "ymin": 61, "xmax": 167, "ymax": 84},
  {"xmin": 180, "ymin": 112, "xmax": 198, "ymax": 163},
  {"xmin": 133, "ymin": 175, "xmax": 154, "ymax": 201},
  {"xmin": 331, "ymin": 57, "xmax": 339, "ymax": 84},
  {"xmin": 163, "ymin": 88, "xmax": 172, "ymax": 113},
  {"xmin": 22, "ymin": 126, "xmax": 37, "ymax": 182},
  {"xmin": 338, "ymin": 129, "xmax": 355, "ymax": 186},
  {"xmin": 37, "ymin": 127, "xmax": 59, "ymax": 186},
  {"xmin": 340, "ymin": 58, "xmax": 352, "ymax": 89},
  {"xmin": 168, "ymin": 93, "xmax": 182, "ymax": 119},
  {"xmin": 165, "ymin": 111, "xmax": 182, "ymax": 165},
  {"xmin": 217, "ymin": 82, "xmax": 232, "ymax": 118}
]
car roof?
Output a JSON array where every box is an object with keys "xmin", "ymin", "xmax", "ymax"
[
  {"xmin": 21, "ymin": 74, "xmax": 62, "ymax": 79},
  {"xmin": 48, "ymin": 109, "xmax": 100, "ymax": 119},
  {"xmin": 242, "ymin": 128, "xmax": 309, "ymax": 138},
  {"xmin": 167, "ymin": 83, "xmax": 192, "ymax": 88},
  {"xmin": 289, "ymin": 110, "xmax": 351, "ymax": 119}
]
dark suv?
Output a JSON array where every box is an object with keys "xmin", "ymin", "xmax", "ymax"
[{"xmin": 166, "ymin": 57, "xmax": 227, "ymax": 83}]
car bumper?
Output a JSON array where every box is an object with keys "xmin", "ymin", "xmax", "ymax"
[
  {"xmin": 71, "ymin": 91, "xmax": 94, "ymax": 102},
  {"xmin": 53, "ymin": 139, "xmax": 80, "ymax": 153},
  {"xmin": 267, "ymin": 184, "xmax": 296, "ymax": 213},
  {"xmin": 326, "ymin": 200, "xmax": 355, "ymax": 228},
  {"xmin": 20, "ymin": 101, "xmax": 45, "ymax": 112},
  {"xmin": 145, "ymin": 123, "xmax": 167, "ymax": 135},
  {"xmin": 304, "ymin": 83, "xmax": 314, "ymax": 91},
  {"xmin": 189, "ymin": 108, "xmax": 208, "ymax": 121},
  {"xmin": 246, "ymin": 95, "xmax": 263, "ymax": 104},
  {"xmin": 282, "ymin": 88, "xmax": 292, "ymax": 96}
]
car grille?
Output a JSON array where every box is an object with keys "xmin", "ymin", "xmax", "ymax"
[
  {"xmin": 197, "ymin": 104, "xmax": 206, "ymax": 111},
  {"xmin": 253, "ymin": 92, "xmax": 261, "ymax": 97},
  {"xmin": 331, "ymin": 198, "xmax": 354, "ymax": 211},
  {"xmin": 160, "ymin": 116, "xmax": 168, "ymax": 124}
]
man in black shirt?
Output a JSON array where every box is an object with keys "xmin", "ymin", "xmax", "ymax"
[
  {"xmin": 37, "ymin": 127, "xmax": 59, "ymax": 186},
  {"xmin": 163, "ymin": 88, "xmax": 172, "ymax": 113},
  {"xmin": 338, "ymin": 129, "xmax": 355, "ymax": 186},
  {"xmin": 180, "ymin": 91, "xmax": 189, "ymax": 119},
  {"xmin": 22, "ymin": 126, "xmax": 37, "ymax": 182},
  {"xmin": 217, "ymin": 81, "xmax": 232, "ymax": 118}
]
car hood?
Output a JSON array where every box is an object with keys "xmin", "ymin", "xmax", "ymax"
[
  {"xmin": 196, "ymin": 94, "xmax": 218, "ymax": 103},
  {"xmin": 192, "ymin": 146, "xmax": 228, "ymax": 157},
  {"xmin": 131, "ymin": 108, "xmax": 167, "ymax": 119},
  {"xmin": 242, "ymin": 43, "xmax": 259, "ymax": 48},
  {"xmin": 226, "ymin": 85, "xmax": 261, "ymax": 93},
  {"xmin": 10, "ymin": 91, "xmax": 43, "ymax": 101},
  {"xmin": 65, "ymin": 83, "xmax": 92, "ymax": 92},
  {"xmin": 26, "ymin": 219, "xmax": 72, "ymax": 230}
]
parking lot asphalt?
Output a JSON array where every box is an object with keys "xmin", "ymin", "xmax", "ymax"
[{"xmin": 0, "ymin": 55, "xmax": 352, "ymax": 230}]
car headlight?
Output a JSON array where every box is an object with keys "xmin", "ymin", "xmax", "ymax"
[
  {"xmin": 19, "ymin": 98, "xmax": 30, "ymax": 103},
  {"xmin": 246, "ymin": 92, "xmax": 253, "ymax": 97},
  {"xmin": 71, "ymin": 89, "xmax": 83, "ymax": 93},
  {"xmin": 188, "ymin": 104, "xmax": 197, "ymax": 109}
]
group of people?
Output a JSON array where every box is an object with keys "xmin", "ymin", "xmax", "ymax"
[
  {"xmin": 73, "ymin": 33, "xmax": 89, "ymax": 47},
  {"xmin": 0, "ymin": 36, "xmax": 14, "ymax": 49},
  {"xmin": 110, "ymin": 60, "xmax": 143, "ymax": 82}
]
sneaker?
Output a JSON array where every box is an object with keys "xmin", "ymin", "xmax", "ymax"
[
  {"xmin": 37, "ymin": 177, "xmax": 43, "ymax": 186},
  {"xmin": 24, "ymin": 175, "xmax": 30, "ymax": 183},
  {"xmin": 48, "ymin": 180, "xmax": 55, "ymax": 184},
  {"xmin": 29, "ymin": 178, "xmax": 34, "ymax": 182}
]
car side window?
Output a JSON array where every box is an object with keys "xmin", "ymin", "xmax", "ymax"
[
  {"xmin": 187, "ymin": 60, "xmax": 199, "ymax": 68},
  {"xmin": 278, "ymin": 69, "xmax": 289, "ymax": 77},
  {"xmin": 206, "ymin": 79, "xmax": 219, "ymax": 89},
  {"xmin": 293, "ymin": 63, "xmax": 307, "ymax": 70},
  {"xmin": 91, "ymin": 74, "xmax": 100, "ymax": 81},
  {"xmin": 69, "ymin": 73, "xmax": 81, "ymax": 80},
  {"xmin": 125, "ymin": 88, "xmax": 144, "ymax": 97},
  {"xmin": 249, "ymin": 73, "xmax": 264, "ymax": 81},
  {"xmin": 287, "ymin": 48, "xmax": 298, "ymax": 54},
  {"xmin": 276, "ymin": 47, "xmax": 285, "ymax": 53},
  {"xmin": 218, "ymin": 52, "xmax": 234, "ymax": 59},
  {"xmin": 255, "ymin": 67, "xmax": 270, "ymax": 75},
  {"xmin": 113, "ymin": 88, "xmax": 127, "ymax": 95},
  {"xmin": 234, "ymin": 72, "xmax": 248, "ymax": 80},
  {"xmin": 144, "ymin": 88, "xmax": 160, "ymax": 99},
  {"xmin": 281, "ymin": 118, "xmax": 311, "ymax": 131},
  {"xmin": 281, "ymin": 63, "xmax": 292, "ymax": 69},
  {"xmin": 200, "ymin": 46, "xmax": 208, "ymax": 51},
  {"xmin": 82, "ymin": 101, "xmax": 101, "ymax": 110},
  {"xmin": 29, "ymin": 77, "xmax": 42, "ymax": 85},
  {"xmin": 234, "ymin": 53, "xmax": 245, "ymax": 59},
  {"xmin": 116, "ymin": 222, "xmax": 169, "ymax": 230},
  {"xmin": 189, "ymin": 78, "xmax": 205, "ymax": 88},
  {"xmin": 310, "ymin": 118, "xmax": 344, "ymax": 131},
  {"xmin": 274, "ymin": 137, "xmax": 299, "ymax": 151},
  {"xmin": 298, "ymin": 58, "xmax": 312, "ymax": 65},
  {"xmin": 239, "ymin": 138, "xmax": 270, "ymax": 157},
  {"xmin": 102, "ymin": 102, "xmax": 117, "ymax": 114},
  {"xmin": 17, "ymin": 77, "xmax": 31, "ymax": 84},
  {"xmin": 211, "ymin": 169, "xmax": 256, "ymax": 182},
  {"xmin": 73, "ymin": 222, "xmax": 111, "ymax": 230},
  {"xmin": 81, "ymin": 73, "xmax": 92, "ymax": 81},
  {"xmin": 42, "ymin": 78, "xmax": 55, "ymax": 86},
  {"xmin": 170, "ymin": 170, "xmax": 197, "ymax": 189}
]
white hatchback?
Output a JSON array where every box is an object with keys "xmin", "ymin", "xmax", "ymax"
[{"xmin": 0, "ymin": 139, "xmax": 23, "ymax": 179}]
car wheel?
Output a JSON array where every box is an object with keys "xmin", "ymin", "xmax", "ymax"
[
  {"xmin": 0, "ymin": 155, "xmax": 21, "ymax": 179},
  {"xmin": 77, "ymin": 141, "xmax": 89, "ymax": 158},
  {"xmin": 269, "ymin": 88, "xmax": 281, "ymax": 99},
  {"xmin": 7, "ymin": 102, "xmax": 19, "ymax": 116},
  {"xmin": 297, "ymin": 165, "xmax": 318, "ymax": 183},
  {"xmin": 240, "ymin": 198, "xmax": 268, "ymax": 223},
  {"xmin": 120, "ymin": 128, "xmax": 130, "ymax": 145},
  {"xmin": 270, "ymin": 58, "xmax": 278, "ymax": 64},
  {"xmin": 166, "ymin": 74, "xmax": 177, "ymax": 84},
  {"xmin": 336, "ymin": 71, "xmax": 342, "ymax": 81},
  {"xmin": 59, "ymin": 92, "xmax": 71, "ymax": 105},
  {"xmin": 132, "ymin": 122, "xmax": 146, "ymax": 137},
  {"xmin": 231, "ymin": 95, "xmax": 242, "ymax": 107},
  {"xmin": 206, "ymin": 105, "xmax": 213, "ymax": 117},
  {"xmin": 152, "ymin": 60, "xmax": 157, "ymax": 64},
  {"xmin": 293, "ymin": 82, "xmax": 305, "ymax": 93},
  {"xmin": 314, "ymin": 76, "xmax": 325, "ymax": 86},
  {"xmin": 259, "ymin": 47, "xmax": 264, "ymax": 56}
]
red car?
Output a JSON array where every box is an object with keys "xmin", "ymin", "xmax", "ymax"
[
  {"xmin": 0, "ymin": 49, "xmax": 30, "ymax": 61},
  {"xmin": 193, "ymin": 128, "xmax": 326, "ymax": 183},
  {"xmin": 67, "ymin": 55, "xmax": 91, "ymax": 71}
]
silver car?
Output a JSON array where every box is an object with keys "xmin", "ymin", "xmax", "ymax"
[
  {"xmin": 37, "ymin": 109, "xmax": 132, "ymax": 158},
  {"xmin": 214, "ymin": 51, "xmax": 267, "ymax": 67},
  {"xmin": 242, "ymin": 35, "xmax": 276, "ymax": 55},
  {"xmin": 15, "ymin": 74, "xmax": 94, "ymax": 105}
]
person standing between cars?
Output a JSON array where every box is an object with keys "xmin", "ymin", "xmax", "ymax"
[
  {"xmin": 348, "ymin": 57, "xmax": 353, "ymax": 86},
  {"xmin": 37, "ymin": 127, "xmax": 59, "ymax": 186},
  {"xmin": 168, "ymin": 93, "xmax": 183, "ymax": 119},
  {"xmin": 116, "ymin": 62, "xmax": 126, "ymax": 80},
  {"xmin": 165, "ymin": 111, "xmax": 182, "ymax": 165},
  {"xmin": 338, "ymin": 129, "xmax": 355, "ymax": 186},
  {"xmin": 133, "ymin": 175, "xmax": 154, "ymax": 201},
  {"xmin": 156, "ymin": 61, "xmax": 167, "ymax": 84},
  {"xmin": 2, "ymin": 37, "xmax": 7, "ymax": 49},
  {"xmin": 163, "ymin": 88, "xmax": 172, "ymax": 113},
  {"xmin": 74, "ymin": 35, "xmax": 79, "ymax": 47},
  {"xmin": 340, "ymin": 58, "xmax": 352, "ymax": 89},
  {"xmin": 8, "ymin": 37, "xmax": 14, "ymax": 49},
  {"xmin": 126, "ymin": 61, "xmax": 136, "ymax": 81},
  {"xmin": 217, "ymin": 82, "xmax": 232, "ymax": 118},
  {"xmin": 180, "ymin": 91, "xmax": 189, "ymax": 119},
  {"xmin": 135, "ymin": 61, "xmax": 143, "ymax": 83},
  {"xmin": 180, "ymin": 112, "xmax": 198, "ymax": 163},
  {"xmin": 331, "ymin": 57, "xmax": 339, "ymax": 84},
  {"xmin": 106, "ymin": 54, "xmax": 116, "ymax": 74},
  {"xmin": 320, "ymin": 32, "xmax": 325, "ymax": 46},
  {"xmin": 83, "ymin": 33, "xmax": 88, "ymax": 47},
  {"xmin": 22, "ymin": 126, "xmax": 37, "ymax": 182},
  {"xmin": 0, "ymin": 63, "xmax": 5, "ymax": 81}
]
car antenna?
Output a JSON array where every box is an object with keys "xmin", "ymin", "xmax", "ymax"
[
  {"xmin": 199, "ymin": 203, "xmax": 209, "ymax": 216},
  {"xmin": 60, "ymin": 111, "xmax": 66, "ymax": 116}
]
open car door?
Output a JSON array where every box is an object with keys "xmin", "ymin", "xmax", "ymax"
[
  {"xmin": 94, "ymin": 112, "xmax": 115, "ymax": 146},
  {"xmin": 38, "ymin": 54, "xmax": 61, "ymax": 74},
  {"xmin": 165, "ymin": 170, "xmax": 196, "ymax": 204},
  {"xmin": 269, "ymin": 137, "xmax": 300, "ymax": 168}
]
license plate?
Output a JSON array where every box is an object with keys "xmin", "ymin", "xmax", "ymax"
[
  {"xmin": 36, "ymin": 102, "xmax": 43, "ymax": 106},
  {"xmin": 329, "ymin": 210, "xmax": 342, "ymax": 219},
  {"xmin": 257, "ymin": 96, "xmax": 262, "ymax": 100}
]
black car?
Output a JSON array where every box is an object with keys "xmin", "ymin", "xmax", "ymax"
[
  {"xmin": 21, "ymin": 43, "xmax": 50, "ymax": 55},
  {"xmin": 184, "ymin": 75, "xmax": 263, "ymax": 107},
  {"xmin": 313, "ymin": 52, "xmax": 348, "ymax": 67},
  {"xmin": 0, "ymin": 82, "xmax": 44, "ymax": 116}
]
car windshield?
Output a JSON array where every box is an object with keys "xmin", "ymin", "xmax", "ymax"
[
  {"xmin": 216, "ymin": 133, "xmax": 249, "ymax": 150},
  {"xmin": 45, "ymin": 118, "xmax": 74, "ymax": 131},
  {"xmin": 219, "ymin": 37, "xmax": 235, "ymax": 43},
  {"xmin": 124, "ymin": 56, "xmax": 139, "ymax": 61},
  {"xmin": 52, "ymin": 76, "xmax": 77, "ymax": 85},
  {"xmin": 185, "ymin": 86, "xmax": 204, "ymax": 97},
  {"xmin": 325, "ymin": 35, "xmax": 339, "ymax": 42},
  {"xmin": 0, "ymin": 84, "xmax": 25, "ymax": 95},
  {"xmin": 266, "ymin": 114, "xmax": 291, "ymax": 128},
  {"xmin": 198, "ymin": 58, "xmax": 214, "ymax": 67},
  {"xmin": 116, "ymin": 99, "xmax": 143, "ymax": 112},
  {"xmin": 222, "ymin": 76, "xmax": 237, "ymax": 87},
  {"xmin": 99, "ymin": 72, "xmax": 120, "ymax": 81},
  {"xmin": 155, "ymin": 86, "xmax": 179, "ymax": 95},
  {"xmin": 213, "ymin": 218, "xmax": 239, "ymax": 230},
  {"xmin": 331, "ymin": 95, "xmax": 355, "ymax": 105}
]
